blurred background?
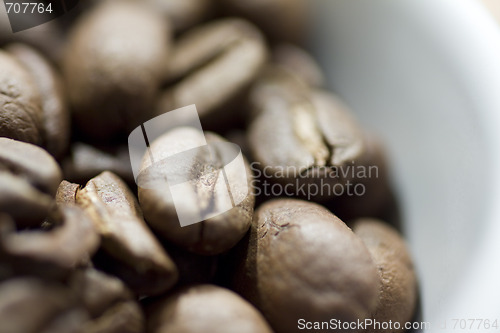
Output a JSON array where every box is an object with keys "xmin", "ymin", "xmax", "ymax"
[{"xmin": 308, "ymin": 0, "xmax": 500, "ymax": 328}]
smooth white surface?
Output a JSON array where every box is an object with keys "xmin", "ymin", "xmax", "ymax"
[{"xmin": 310, "ymin": 0, "xmax": 500, "ymax": 329}]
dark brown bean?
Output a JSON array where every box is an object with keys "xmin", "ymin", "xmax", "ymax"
[
  {"xmin": 0, "ymin": 278, "xmax": 85, "ymax": 333},
  {"xmin": 7, "ymin": 43, "xmax": 70, "ymax": 158},
  {"xmin": 83, "ymin": 301, "xmax": 144, "ymax": 333},
  {"xmin": 0, "ymin": 205, "xmax": 99, "ymax": 280},
  {"xmin": 272, "ymin": 44, "xmax": 325, "ymax": 88},
  {"xmin": 353, "ymin": 219, "xmax": 418, "ymax": 333},
  {"xmin": 0, "ymin": 138, "xmax": 62, "ymax": 227},
  {"xmin": 63, "ymin": 1, "xmax": 171, "ymax": 139},
  {"xmin": 146, "ymin": 285, "xmax": 273, "ymax": 333},
  {"xmin": 0, "ymin": 172, "xmax": 53, "ymax": 228},
  {"xmin": 56, "ymin": 180, "xmax": 80, "ymax": 206},
  {"xmin": 0, "ymin": 137, "xmax": 62, "ymax": 196},
  {"xmin": 219, "ymin": 0, "xmax": 308, "ymax": 43},
  {"xmin": 233, "ymin": 199, "xmax": 380, "ymax": 333},
  {"xmin": 247, "ymin": 64, "xmax": 312, "ymax": 121},
  {"xmin": 70, "ymin": 268, "xmax": 133, "ymax": 318},
  {"xmin": 157, "ymin": 18, "xmax": 267, "ymax": 128},
  {"xmin": 62, "ymin": 143, "xmax": 134, "ymax": 186},
  {"xmin": 138, "ymin": 128, "xmax": 255, "ymax": 255},
  {"xmin": 0, "ymin": 50, "xmax": 43, "ymax": 145},
  {"xmin": 76, "ymin": 171, "xmax": 178, "ymax": 295},
  {"xmin": 248, "ymin": 86, "xmax": 391, "ymax": 218},
  {"xmin": 145, "ymin": 0, "xmax": 214, "ymax": 32},
  {"xmin": 37, "ymin": 308, "xmax": 89, "ymax": 333}
]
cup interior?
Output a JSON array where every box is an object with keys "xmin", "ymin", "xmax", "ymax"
[{"xmin": 308, "ymin": 0, "xmax": 500, "ymax": 322}]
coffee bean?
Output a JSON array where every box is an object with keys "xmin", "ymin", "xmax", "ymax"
[
  {"xmin": 248, "ymin": 85, "xmax": 391, "ymax": 218},
  {"xmin": 146, "ymin": 284, "xmax": 273, "ymax": 333},
  {"xmin": 0, "ymin": 137, "xmax": 62, "ymax": 196},
  {"xmin": 63, "ymin": 1, "xmax": 171, "ymax": 140},
  {"xmin": 145, "ymin": 0, "xmax": 214, "ymax": 32},
  {"xmin": 69, "ymin": 267, "xmax": 145, "ymax": 333},
  {"xmin": 138, "ymin": 128, "xmax": 255, "ymax": 255},
  {"xmin": 272, "ymin": 44, "xmax": 325, "ymax": 88},
  {"xmin": 7, "ymin": 43, "xmax": 70, "ymax": 158},
  {"xmin": 0, "ymin": 173, "xmax": 53, "ymax": 228},
  {"xmin": 70, "ymin": 268, "xmax": 133, "ymax": 318},
  {"xmin": 232, "ymin": 199, "xmax": 380, "ymax": 333},
  {"xmin": 0, "ymin": 138, "xmax": 62, "ymax": 227},
  {"xmin": 83, "ymin": 301, "xmax": 144, "ymax": 333},
  {"xmin": 157, "ymin": 18, "xmax": 267, "ymax": 129},
  {"xmin": 219, "ymin": 0, "xmax": 308, "ymax": 43},
  {"xmin": 247, "ymin": 63, "xmax": 312, "ymax": 121},
  {"xmin": 38, "ymin": 308, "xmax": 89, "ymax": 333},
  {"xmin": 0, "ymin": 278, "xmax": 85, "ymax": 333},
  {"xmin": 353, "ymin": 219, "xmax": 418, "ymax": 332},
  {"xmin": 0, "ymin": 50, "xmax": 43, "ymax": 145},
  {"xmin": 62, "ymin": 143, "xmax": 134, "ymax": 186},
  {"xmin": 0, "ymin": 205, "xmax": 99, "ymax": 280},
  {"xmin": 56, "ymin": 180, "xmax": 80, "ymax": 206},
  {"xmin": 76, "ymin": 171, "xmax": 178, "ymax": 295},
  {"xmin": 249, "ymin": 89, "xmax": 364, "ymax": 181},
  {"xmin": 326, "ymin": 135, "xmax": 393, "ymax": 221}
]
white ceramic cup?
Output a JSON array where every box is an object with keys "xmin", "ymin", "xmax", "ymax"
[{"xmin": 309, "ymin": 0, "xmax": 500, "ymax": 330}]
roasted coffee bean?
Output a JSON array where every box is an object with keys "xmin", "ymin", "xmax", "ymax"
[
  {"xmin": 56, "ymin": 180, "xmax": 80, "ymax": 206},
  {"xmin": 76, "ymin": 171, "xmax": 178, "ymax": 295},
  {"xmin": 62, "ymin": 143, "xmax": 134, "ymax": 186},
  {"xmin": 353, "ymin": 219, "xmax": 418, "ymax": 333},
  {"xmin": 247, "ymin": 63, "xmax": 312, "ymax": 121},
  {"xmin": 272, "ymin": 44, "xmax": 325, "ymax": 88},
  {"xmin": 0, "ymin": 50, "xmax": 43, "ymax": 145},
  {"xmin": 326, "ymin": 135, "xmax": 393, "ymax": 221},
  {"xmin": 84, "ymin": 0, "xmax": 213, "ymax": 32},
  {"xmin": 70, "ymin": 268, "xmax": 133, "ymax": 318},
  {"xmin": 63, "ymin": 1, "xmax": 171, "ymax": 139},
  {"xmin": 219, "ymin": 0, "xmax": 308, "ymax": 43},
  {"xmin": 249, "ymin": 89, "xmax": 364, "ymax": 183},
  {"xmin": 146, "ymin": 284, "xmax": 273, "ymax": 333},
  {"xmin": 138, "ymin": 128, "xmax": 255, "ymax": 255},
  {"xmin": 248, "ymin": 87, "xmax": 391, "ymax": 218},
  {"xmin": 157, "ymin": 18, "xmax": 267, "ymax": 129},
  {"xmin": 145, "ymin": 0, "xmax": 214, "ymax": 32},
  {"xmin": 38, "ymin": 308, "xmax": 89, "ymax": 333},
  {"xmin": 83, "ymin": 301, "xmax": 144, "ymax": 333},
  {"xmin": 0, "ymin": 137, "xmax": 62, "ymax": 195},
  {"xmin": 0, "ymin": 173, "xmax": 53, "ymax": 228},
  {"xmin": 0, "ymin": 278, "xmax": 86, "ymax": 333},
  {"xmin": 0, "ymin": 205, "xmax": 99, "ymax": 280},
  {"xmin": 0, "ymin": 138, "xmax": 62, "ymax": 227},
  {"xmin": 70, "ymin": 267, "xmax": 145, "ymax": 333},
  {"xmin": 7, "ymin": 43, "xmax": 70, "ymax": 158},
  {"xmin": 233, "ymin": 199, "xmax": 380, "ymax": 333}
]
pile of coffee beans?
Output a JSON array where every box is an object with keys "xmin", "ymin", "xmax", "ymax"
[{"xmin": 0, "ymin": 1, "xmax": 418, "ymax": 332}]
